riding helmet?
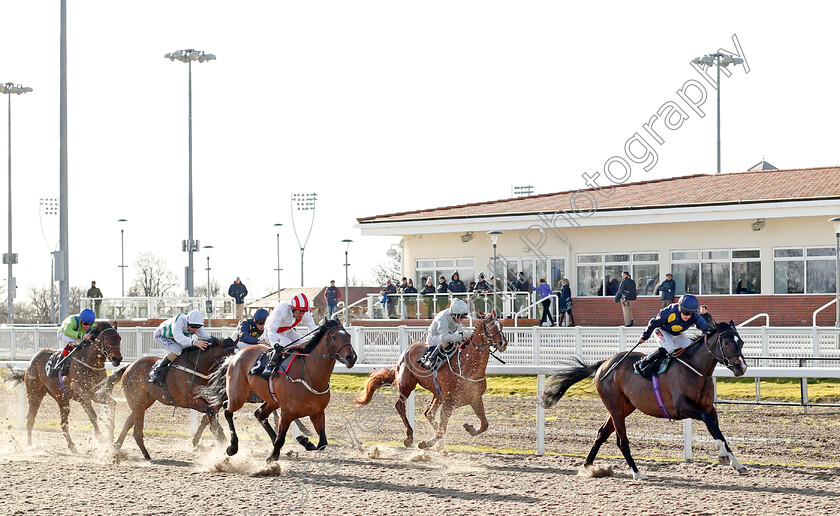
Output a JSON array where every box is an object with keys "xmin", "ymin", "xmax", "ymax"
[
  {"xmin": 79, "ymin": 308, "xmax": 96, "ymax": 323},
  {"xmin": 254, "ymin": 308, "xmax": 269, "ymax": 323},
  {"xmin": 187, "ymin": 309, "xmax": 205, "ymax": 326},
  {"xmin": 450, "ymin": 299, "xmax": 469, "ymax": 317},
  {"xmin": 291, "ymin": 293, "xmax": 310, "ymax": 311},
  {"xmin": 678, "ymin": 294, "xmax": 700, "ymax": 313}
]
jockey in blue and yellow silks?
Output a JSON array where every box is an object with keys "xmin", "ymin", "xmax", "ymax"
[
  {"xmin": 634, "ymin": 294, "xmax": 711, "ymax": 374},
  {"xmin": 236, "ymin": 308, "xmax": 269, "ymax": 351}
]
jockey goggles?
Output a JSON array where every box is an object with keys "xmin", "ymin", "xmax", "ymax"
[{"xmin": 680, "ymin": 309, "xmax": 693, "ymax": 316}]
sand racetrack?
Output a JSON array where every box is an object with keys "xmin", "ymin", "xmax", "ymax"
[{"xmin": 0, "ymin": 380, "xmax": 838, "ymax": 515}]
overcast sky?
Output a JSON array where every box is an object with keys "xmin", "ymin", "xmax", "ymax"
[{"xmin": 0, "ymin": 1, "xmax": 838, "ymax": 302}]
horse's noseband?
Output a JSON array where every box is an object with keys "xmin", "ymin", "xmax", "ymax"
[
  {"xmin": 94, "ymin": 327, "xmax": 121, "ymax": 359},
  {"xmin": 707, "ymin": 329, "xmax": 743, "ymax": 368}
]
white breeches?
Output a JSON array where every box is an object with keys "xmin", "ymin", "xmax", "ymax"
[
  {"xmin": 269, "ymin": 328, "xmax": 303, "ymax": 349},
  {"xmin": 56, "ymin": 333, "xmax": 78, "ymax": 347},
  {"xmin": 653, "ymin": 328, "xmax": 692, "ymax": 353}
]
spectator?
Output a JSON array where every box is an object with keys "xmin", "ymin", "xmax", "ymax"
[
  {"xmin": 556, "ymin": 278, "xmax": 574, "ymax": 326},
  {"xmin": 655, "ymin": 273, "xmax": 676, "ymax": 309},
  {"xmin": 437, "ymin": 275, "xmax": 450, "ymax": 311},
  {"xmin": 614, "ymin": 271, "xmax": 637, "ymax": 327},
  {"xmin": 87, "ymin": 281, "xmax": 103, "ymax": 318},
  {"xmin": 449, "ymin": 271, "xmax": 467, "ymax": 293},
  {"xmin": 514, "ymin": 271, "xmax": 530, "ymax": 313},
  {"xmin": 228, "ymin": 277, "xmax": 248, "ymax": 320},
  {"xmin": 380, "ymin": 279, "xmax": 397, "ymax": 319},
  {"xmin": 421, "ymin": 277, "xmax": 436, "ymax": 318},
  {"xmin": 403, "ymin": 279, "xmax": 418, "ymax": 318},
  {"xmin": 699, "ymin": 304, "xmax": 714, "ymax": 325},
  {"xmin": 325, "ymin": 280, "xmax": 341, "ymax": 320},
  {"xmin": 532, "ymin": 278, "xmax": 555, "ymax": 327}
]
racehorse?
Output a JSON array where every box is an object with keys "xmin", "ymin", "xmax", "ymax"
[
  {"xmin": 203, "ymin": 318, "xmax": 356, "ymax": 462},
  {"xmin": 541, "ymin": 320, "xmax": 749, "ymax": 479},
  {"xmin": 355, "ymin": 312, "xmax": 507, "ymax": 449},
  {"xmin": 102, "ymin": 336, "xmax": 237, "ymax": 460},
  {"xmin": 7, "ymin": 322, "xmax": 123, "ymax": 451}
]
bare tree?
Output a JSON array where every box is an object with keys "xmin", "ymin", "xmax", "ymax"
[
  {"xmin": 28, "ymin": 286, "xmax": 51, "ymax": 322},
  {"xmin": 371, "ymin": 251, "xmax": 402, "ymax": 286},
  {"xmin": 130, "ymin": 252, "xmax": 179, "ymax": 297},
  {"xmin": 195, "ymin": 278, "xmax": 222, "ymax": 298}
]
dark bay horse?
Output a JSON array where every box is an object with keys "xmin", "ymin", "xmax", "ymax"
[
  {"xmin": 203, "ymin": 318, "xmax": 356, "ymax": 463},
  {"xmin": 355, "ymin": 312, "xmax": 507, "ymax": 449},
  {"xmin": 103, "ymin": 336, "xmax": 237, "ymax": 460},
  {"xmin": 7, "ymin": 322, "xmax": 122, "ymax": 451},
  {"xmin": 542, "ymin": 320, "xmax": 748, "ymax": 479}
]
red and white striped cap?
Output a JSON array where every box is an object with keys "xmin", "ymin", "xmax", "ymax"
[{"xmin": 291, "ymin": 293, "xmax": 310, "ymax": 311}]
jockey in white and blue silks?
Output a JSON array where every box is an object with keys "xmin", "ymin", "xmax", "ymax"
[
  {"xmin": 148, "ymin": 310, "xmax": 212, "ymax": 383},
  {"xmin": 262, "ymin": 293, "xmax": 317, "ymax": 375},
  {"xmin": 634, "ymin": 294, "xmax": 711, "ymax": 374},
  {"xmin": 420, "ymin": 299, "xmax": 472, "ymax": 370}
]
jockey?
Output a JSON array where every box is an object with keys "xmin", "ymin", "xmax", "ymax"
[
  {"xmin": 148, "ymin": 310, "xmax": 212, "ymax": 383},
  {"xmin": 236, "ymin": 308, "xmax": 269, "ymax": 351},
  {"xmin": 634, "ymin": 294, "xmax": 711, "ymax": 374},
  {"xmin": 57, "ymin": 308, "xmax": 97, "ymax": 357},
  {"xmin": 262, "ymin": 293, "xmax": 317, "ymax": 376},
  {"xmin": 419, "ymin": 299, "xmax": 472, "ymax": 370}
]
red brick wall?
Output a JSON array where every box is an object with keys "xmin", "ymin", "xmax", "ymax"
[{"xmin": 571, "ymin": 295, "xmax": 837, "ymax": 327}]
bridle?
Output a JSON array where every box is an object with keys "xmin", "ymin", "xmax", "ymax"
[
  {"xmin": 91, "ymin": 326, "xmax": 121, "ymax": 361},
  {"xmin": 704, "ymin": 327, "xmax": 744, "ymax": 369},
  {"xmin": 469, "ymin": 316, "xmax": 507, "ymax": 352}
]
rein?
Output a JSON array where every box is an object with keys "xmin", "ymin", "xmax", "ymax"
[
  {"xmin": 445, "ymin": 316, "xmax": 505, "ymax": 383},
  {"xmin": 276, "ymin": 324, "xmax": 350, "ymax": 396}
]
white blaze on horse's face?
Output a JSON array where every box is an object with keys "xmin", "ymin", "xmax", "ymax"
[{"xmin": 490, "ymin": 317, "xmax": 507, "ymax": 352}]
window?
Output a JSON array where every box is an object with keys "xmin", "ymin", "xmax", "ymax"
[
  {"xmin": 672, "ymin": 249, "xmax": 760, "ymax": 295},
  {"xmin": 774, "ymin": 247, "xmax": 836, "ymax": 294},
  {"xmin": 415, "ymin": 258, "xmax": 475, "ymax": 289},
  {"xmin": 550, "ymin": 258, "xmax": 566, "ymax": 291},
  {"xmin": 575, "ymin": 252, "xmax": 659, "ymax": 297}
]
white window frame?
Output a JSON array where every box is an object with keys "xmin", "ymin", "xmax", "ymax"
[{"xmin": 773, "ymin": 246, "xmax": 836, "ymax": 294}]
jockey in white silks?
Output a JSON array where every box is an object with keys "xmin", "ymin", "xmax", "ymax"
[
  {"xmin": 148, "ymin": 310, "xmax": 212, "ymax": 383},
  {"xmin": 262, "ymin": 293, "xmax": 317, "ymax": 375},
  {"xmin": 420, "ymin": 299, "xmax": 472, "ymax": 370}
]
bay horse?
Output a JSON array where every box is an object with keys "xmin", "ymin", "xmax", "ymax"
[
  {"xmin": 7, "ymin": 322, "xmax": 122, "ymax": 451},
  {"xmin": 102, "ymin": 336, "xmax": 237, "ymax": 460},
  {"xmin": 203, "ymin": 318, "xmax": 356, "ymax": 463},
  {"xmin": 355, "ymin": 312, "xmax": 507, "ymax": 449},
  {"xmin": 541, "ymin": 320, "xmax": 749, "ymax": 480}
]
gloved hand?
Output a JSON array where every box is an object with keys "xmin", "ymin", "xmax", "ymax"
[{"xmin": 462, "ymin": 329, "xmax": 474, "ymax": 340}]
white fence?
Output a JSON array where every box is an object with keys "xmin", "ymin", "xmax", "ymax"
[
  {"xmin": 2, "ymin": 324, "xmax": 839, "ymax": 365},
  {"xmin": 79, "ymin": 296, "xmax": 236, "ymax": 321}
]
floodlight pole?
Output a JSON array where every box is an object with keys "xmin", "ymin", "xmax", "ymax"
[{"xmin": 341, "ymin": 239, "xmax": 353, "ymax": 325}]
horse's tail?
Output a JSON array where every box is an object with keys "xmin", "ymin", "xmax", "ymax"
[
  {"xmin": 4, "ymin": 367, "xmax": 26, "ymax": 387},
  {"xmin": 354, "ymin": 368, "xmax": 395, "ymax": 406},
  {"xmin": 200, "ymin": 360, "xmax": 230, "ymax": 408},
  {"xmin": 541, "ymin": 358, "xmax": 606, "ymax": 408},
  {"xmin": 98, "ymin": 365, "xmax": 128, "ymax": 397}
]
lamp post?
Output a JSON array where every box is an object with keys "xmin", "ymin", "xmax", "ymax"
[
  {"xmin": 1, "ymin": 82, "xmax": 33, "ymax": 323},
  {"xmin": 39, "ymin": 198, "xmax": 58, "ymax": 323},
  {"xmin": 692, "ymin": 53, "xmax": 744, "ymax": 174},
  {"xmin": 341, "ymin": 239, "xmax": 353, "ymax": 325},
  {"xmin": 830, "ymin": 217, "xmax": 840, "ymax": 327},
  {"xmin": 291, "ymin": 193, "xmax": 317, "ymax": 287},
  {"xmin": 487, "ymin": 231, "xmax": 502, "ymax": 314},
  {"xmin": 203, "ymin": 245, "xmax": 214, "ymax": 299},
  {"xmin": 164, "ymin": 49, "xmax": 216, "ymax": 297},
  {"xmin": 274, "ymin": 223, "xmax": 283, "ymax": 300},
  {"xmin": 118, "ymin": 219, "xmax": 127, "ymax": 297}
]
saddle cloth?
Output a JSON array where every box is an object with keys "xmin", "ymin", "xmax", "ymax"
[
  {"xmin": 45, "ymin": 351, "xmax": 67, "ymax": 378},
  {"xmin": 634, "ymin": 356, "xmax": 672, "ymax": 379},
  {"xmin": 248, "ymin": 350, "xmax": 298, "ymax": 378}
]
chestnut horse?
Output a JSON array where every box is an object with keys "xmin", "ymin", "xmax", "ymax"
[
  {"xmin": 355, "ymin": 312, "xmax": 507, "ymax": 449},
  {"xmin": 7, "ymin": 322, "xmax": 122, "ymax": 451},
  {"xmin": 101, "ymin": 336, "xmax": 237, "ymax": 460},
  {"xmin": 203, "ymin": 318, "xmax": 357, "ymax": 462},
  {"xmin": 542, "ymin": 320, "xmax": 749, "ymax": 479}
]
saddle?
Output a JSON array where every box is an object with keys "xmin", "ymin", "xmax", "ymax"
[
  {"xmin": 633, "ymin": 356, "xmax": 672, "ymax": 380},
  {"xmin": 45, "ymin": 351, "xmax": 69, "ymax": 378},
  {"xmin": 417, "ymin": 344, "xmax": 458, "ymax": 372},
  {"xmin": 248, "ymin": 349, "xmax": 299, "ymax": 379}
]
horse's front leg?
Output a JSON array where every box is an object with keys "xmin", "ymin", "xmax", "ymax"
[
  {"xmin": 682, "ymin": 401, "xmax": 748, "ymax": 475},
  {"xmin": 419, "ymin": 400, "xmax": 454, "ymax": 449},
  {"xmin": 79, "ymin": 397, "xmax": 103, "ymax": 440},
  {"xmin": 464, "ymin": 397, "xmax": 489, "ymax": 437},
  {"xmin": 309, "ymin": 410, "xmax": 328, "ymax": 450},
  {"xmin": 268, "ymin": 411, "xmax": 293, "ymax": 462}
]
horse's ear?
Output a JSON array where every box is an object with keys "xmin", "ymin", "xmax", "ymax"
[
  {"xmin": 491, "ymin": 310, "xmax": 497, "ymax": 318},
  {"xmin": 112, "ymin": 320, "xmax": 118, "ymax": 330},
  {"xmin": 476, "ymin": 310, "xmax": 485, "ymax": 318},
  {"xmin": 729, "ymin": 319, "xmax": 736, "ymax": 328}
]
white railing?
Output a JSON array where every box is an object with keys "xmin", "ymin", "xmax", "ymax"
[
  {"xmin": 514, "ymin": 295, "xmax": 558, "ymax": 327},
  {"xmin": 738, "ymin": 313, "xmax": 769, "ymax": 327},
  {"xmin": 813, "ymin": 298, "xmax": 837, "ymax": 327},
  {"xmin": 360, "ymin": 291, "xmax": 534, "ymax": 320},
  {"xmin": 80, "ymin": 296, "xmax": 236, "ymax": 321}
]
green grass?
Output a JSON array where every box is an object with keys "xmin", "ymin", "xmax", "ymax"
[{"xmin": 334, "ymin": 373, "xmax": 840, "ymax": 402}]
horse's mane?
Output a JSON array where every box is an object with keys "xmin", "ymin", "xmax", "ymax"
[
  {"xmin": 89, "ymin": 321, "xmax": 113, "ymax": 338},
  {"xmin": 299, "ymin": 318, "xmax": 342, "ymax": 355}
]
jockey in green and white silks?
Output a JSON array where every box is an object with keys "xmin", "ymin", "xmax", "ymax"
[
  {"xmin": 148, "ymin": 310, "xmax": 212, "ymax": 383},
  {"xmin": 420, "ymin": 299, "xmax": 472, "ymax": 370},
  {"xmin": 56, "ymin": 308, "xmax": 97, "ymax": 357}
]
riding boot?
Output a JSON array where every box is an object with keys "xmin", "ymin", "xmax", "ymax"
[
  {"xmin": 634, "ymin": 347, "xmax": 668, "ymax": 375},
  {"xmin": 148, "ymin": 356, "xmax": 173, "ymax": 383},
  {"xmin": 419, "ymin": 345, "xmax": 439, "ymax": 370},
  {"xmin": 262, "ymin": 347, "xmax": 282, "ymax": 376}
]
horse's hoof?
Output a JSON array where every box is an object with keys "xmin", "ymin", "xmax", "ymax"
[
  {"xmin": 403, "ymin": 438, "xmax": 413, "ymax": 448},
  {"xmin": 226, "ymin": 444, "xmax": 238, "ymax": 456},
  {"xmin": 736, "ymin": 467, "xmax": 750, "ymax": 475},
  {"xmin": 718, "ymin": 455, "xmax": 729, "ymax": 464},
  {"xmin": 632, "ymin": 471, "xmax": 649, "ymax": 481},
  {"xmin": 266, "ymin": 453, "xmax": 279, "ymax": 463},
  {"xmin": 417, "ymin": 441, "xmax": 428, "ymax": 450}
]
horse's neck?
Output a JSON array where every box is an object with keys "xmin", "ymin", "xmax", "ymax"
[
  {"xmin": 79, "ymin": 345, "xmax": 104, "ymax": 367},
  {"xmin": 298, "ymin": 341, "xmax": 335, "ymax": 390},
  {"xmin": 681, "ymin": 333, "xmax": 719, "ymax": 376},
  {"xmin": 461, "ymin": 329, "xmax": 491, "ymax": 371}
]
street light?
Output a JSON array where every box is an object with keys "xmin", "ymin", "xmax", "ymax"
[
  {"xmin": 118, "ymin": 219, "xmax": 128, "ymax": 297},
  {"xmin": 291, "ymin": 193, "xmax": 317, "ymax": 287},
  {"xmin": 692, "ymin": 53, "xmax": 744, "ymax": 174},
  {"xmin": 830, "ymin": 217, "xmax": 840, "ymax": 328},
  {"xmin": 1, "ymin": 82, "xmax": 33, "ymax": 323},
  {"xmin": 274, "ymin": 223, "xmax": 283, "ymax": 300},
  {"xmin": 487, "ymin": 231, "xmax": 502, "ymax": 314},
  {"xmin": 341, "ymin": 239, "xmax": 353, "ymax": 325},
  {"xmin": 39, "ymin": 198, "xmax": 58, "ymax": 323},
  {"xmin": 164, "ymin": 49, "xmax": 216, "ymax": 298},
  {"xmin": 203, "ymin": 245, "xmax": 214, "ymax": 300}
]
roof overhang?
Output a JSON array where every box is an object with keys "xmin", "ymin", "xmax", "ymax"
[{"xmin": 358, "ymin": 198, "xmax": 840, "ymax": 237}]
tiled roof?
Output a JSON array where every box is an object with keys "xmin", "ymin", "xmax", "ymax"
[{"xmin": 358, "ymin": 166, "xmax": 840, "ymax": 223}]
